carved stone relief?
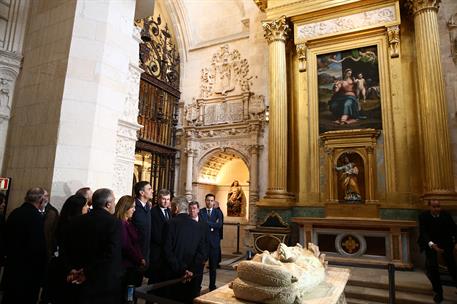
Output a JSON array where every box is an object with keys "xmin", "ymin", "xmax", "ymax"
[
  {"xmin": 448, "ymin": 12, "xmax": 457, "ymax": 65},
  {"xmin": 112, "ymin": 27, "xmax": 143, "ymax": 198},
  {"xmin": 181, "ymin": 44, "xmax": 265, "ymax": 228},
  {"xmin": 296, "ymin": 5, "xmax": 398, "ymax": 42},
  {"xmin": 200, "ymin": 44, "xmax": 252, "ymax": 98}
]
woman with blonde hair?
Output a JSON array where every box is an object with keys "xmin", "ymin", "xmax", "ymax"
[{"xmin": 115, "ymin": 195, "xmax": 146, "ymax": 297}]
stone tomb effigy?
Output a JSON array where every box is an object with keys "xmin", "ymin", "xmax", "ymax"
[{"xmin": 194, "ymin": 243, "xmax": 350, "ymax": 304}]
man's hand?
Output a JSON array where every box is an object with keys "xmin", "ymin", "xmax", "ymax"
[
  {"xmin": 431, "ymin": 244, "xmax": 444, "ymax": 254},
  {"xmin": 182, "ymin": 270, "xmax": 193, "ymax": 283},
  {"xmin": 139, "ymin": 259, "xmax": 147, "ymax": 271},
  {"xmin": 67, "ymin": 269, "xmax": 86, "ymax": 284}
]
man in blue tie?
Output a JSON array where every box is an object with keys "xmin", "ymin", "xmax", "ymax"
[
  {"xmin": 147, "ymin": 188, "xmax": 171, "ymax": 286},
  {"xmin": 199, "ymin": 193, "xmax": 223, "ymax": 291}
]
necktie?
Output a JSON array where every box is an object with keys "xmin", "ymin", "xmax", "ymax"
[
  {"xmin": 164, "ymin": 210, "xmax": 169, "ymax": 220},
  {"xmin": 207, "ymin": 209, "xmax": 211, "ymax": 218}
]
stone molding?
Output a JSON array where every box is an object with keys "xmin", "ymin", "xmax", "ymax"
[{"xmin": 263, "ymin": 16, "xmax": 290, "ymax": 44}]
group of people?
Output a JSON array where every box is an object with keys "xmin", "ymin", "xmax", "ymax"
[{"xmin": 0, "ymin": 182, "xmax": 224, "ymax": 304}]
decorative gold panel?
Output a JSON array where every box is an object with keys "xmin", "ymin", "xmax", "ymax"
[{"xmin": 321, "ymin": 129, "xmax": 380, "ymax": 204}]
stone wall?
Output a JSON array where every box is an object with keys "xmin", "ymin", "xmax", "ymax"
[
  {"xmin": 3, "ymin": 0, "xmax": 77, "ymax": 212},
  {"xmin": 166, "ymin": 0, "xmax": 269, "ymax": 199},
  {"xmin": 438, "ymin": 0, "xmax": 457, "ymax": 191},
  {"xmin": 4, "ymin": 0, "xmax": 140, "ymax": 211}
]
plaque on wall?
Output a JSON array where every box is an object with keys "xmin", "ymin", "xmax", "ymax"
[{"xmin": 318, "ymin": 46, "xmax": 382, "ymax": 133}]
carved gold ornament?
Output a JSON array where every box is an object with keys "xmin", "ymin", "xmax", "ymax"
[
  {"xmin": 387, "ymin": 25, "xmax": 400, "ymax": 58},
  {"xmin": 263, "ymin": 16, "xmax": 290, "ymax": 44},
  {"xmin": 296, "ymin": 44, "xmax": 307, "ymax": 72}
]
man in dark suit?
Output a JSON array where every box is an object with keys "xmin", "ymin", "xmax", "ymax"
[
  {"xmin": 162, "ymin": 196, "xmax": 206, "ymax": 303},
  {"xmin": 199, "ymin": 193, "xmax": 223, "ymax": 291},
  {"xmin": 147, "ymin": 188, "xmax": 171, "ymax": 284},
  {"xmin": 64, "ymin": 188, "xmax": 122, "ymax": 304},
  {"xmin": 2, "ymin": 187, "xmax": 48, "ymax": 304},
  {"xmin": 189, "ymin": 200, "xmax": 209, "ymax": 296},
  {"xmin": 418, "ymin": 200, "xmax": 457, "ymax": 303},
  {"xmin": 132, "ymin": 182, "xmax": 152, "ymax": 268}
]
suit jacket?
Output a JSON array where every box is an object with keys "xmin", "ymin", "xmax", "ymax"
[
  {"xmin": 149, "ymin": 205, "xmax": 171, "ymax": 270},
  {"xmin": 199, "ymin": 208, "xmax": 223, "ymax": 249},
  {"xmin": 131, "ymin": 198, "xmax": 151, "ymax": 263},
  {"xmin": 4, "ymin": 202, "xmax": 46, "ymax": 291},
  {"xmin": 64, "ymin": 208, "xmax": 122, "ymax": 303},
  {"xmin": 162, "ymin": 213, "xmax": 207, "ymax": 277},
  {"xmin": 418, "ymin": 210, "xmax": 457, "ymax": 251}
]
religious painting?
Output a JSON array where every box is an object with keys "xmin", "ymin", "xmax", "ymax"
[
  {"xmin": 335, "ymin": 152, "xmax": 365, "ymax": 203},
  {"xmin": 318, "ymin": 46, "xmax": 382, "ymax": 133}
]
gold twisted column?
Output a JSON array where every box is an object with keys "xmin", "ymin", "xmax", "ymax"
[
  {"xmin": 406, "ymin": 0, "xmax": 457, "ymax": 200},
  {"xmin": 260, "ymin": 16, "xmax": 294, "ymax": 206}
]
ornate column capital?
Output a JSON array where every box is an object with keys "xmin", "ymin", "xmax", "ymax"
[
  {"xmin": 184, "ymin": 147, "xmax": 194, "ymax": 156},
  {"xmin": 263, "ymin": 16, "xmax": 290, "ymax": 44},
  {"xmin": 405, "ymin": 0, "xmax": 441, "ymax": 16}
]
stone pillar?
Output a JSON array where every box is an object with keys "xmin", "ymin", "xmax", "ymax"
[
  {"xmin": 112, "ymin": 26, "xmax": 143, "ymax": 199},
  {"xmin": 185, "ymin": 148, "xmax": 194, "ymax": 201},
  {"xmin": 406, "ymin": 0, "xmax": 457, "ymax": 200},
  {"xmin": 248, "ymin": 144, "xmax": 260, "ymax": 224},
  {"xmin": 0, "ymin": 0, "xmax": 29, "ymax": 173},
  {"xmin": 260, "ymin": 16, "xmax": 294, "ymax": 205},
  {"xmin": 3, "ymin": 0, "xmax": 142, "ymax": 211}
]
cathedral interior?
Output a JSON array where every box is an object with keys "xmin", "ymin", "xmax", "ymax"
[{"xmin": 1, "ymin": 0, "xmax": 457, "ymax": 302}]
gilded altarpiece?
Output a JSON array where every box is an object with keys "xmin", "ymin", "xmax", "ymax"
[
  {"xmin": 251, "ymin": 0, "xmax": 457, "ymax": 268},
  {"xmin": 291, "ymin": 0, "xmax": 404, "ymax": 210}
]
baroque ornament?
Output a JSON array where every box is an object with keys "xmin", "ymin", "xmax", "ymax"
[
  {"xmin": 297, "ymin": 6, "xmax": 397, "ymax": 41},
  {"xmin": 263, "ymin": 16, "xmax": 290, "ymax": 44},
  {"xmin": 200, "ymin": 44, "xmax": 251, "ymax": 98},
  {"xmin": 135, "ymin": 16, "xmax": 180, "ymax": 89},
  {"xmin": 404, "ymin": 0, "xmax": 441, "ymax": 15},
  {"xmin": 387, "ymin": 25, "xmax": 400, "ymax": 58},
  {"xmin": 296, "ymin": 44, "xmax": 307, "ymax": 72}
]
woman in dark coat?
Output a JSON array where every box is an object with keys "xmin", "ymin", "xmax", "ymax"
[
  {"xmin": 46, "ymin": 194, "xmax": 88, "ymax": 304},
  {"xmin": 114, "ymin": 195, "xmax": 146, "ymax": 300}
]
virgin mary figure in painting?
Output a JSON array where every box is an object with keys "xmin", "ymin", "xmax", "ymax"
[{"xmin": 329, "ymin": 68, "xmax": 362, "ymax": 125}]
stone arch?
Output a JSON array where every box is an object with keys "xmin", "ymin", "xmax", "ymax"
[{"xmin": 196, "ymin": 146, "xmax": 250, "ymax": 183}]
